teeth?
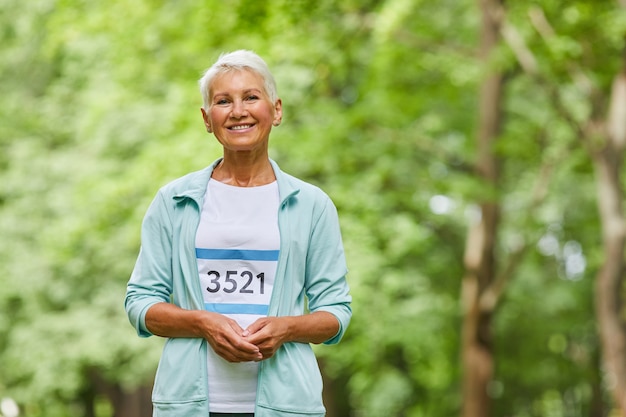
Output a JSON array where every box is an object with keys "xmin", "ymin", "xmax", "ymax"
[{"xmin": 230, "ymin": 125, "xmax": 252, "ymax": 130}]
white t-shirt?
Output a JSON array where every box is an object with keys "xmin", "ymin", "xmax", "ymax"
[{"xmin": 195, "ymin": 179, "xmax": 280, "ymax": 413}]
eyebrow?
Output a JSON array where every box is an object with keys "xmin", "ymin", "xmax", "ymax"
[{"xmin": 212, "ymin": 88, "xmax": 264, "ymax": 99}]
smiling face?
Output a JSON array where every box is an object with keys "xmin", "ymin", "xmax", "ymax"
[{"xmin": 202, "ymin": 69, "xmax": 282, "ymax": 156}]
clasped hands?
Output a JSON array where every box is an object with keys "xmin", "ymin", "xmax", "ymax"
[{"xmin": 204, "ymin": 312, "xmax": 289, "ymax": 363}]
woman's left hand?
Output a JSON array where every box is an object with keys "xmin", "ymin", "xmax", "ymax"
[
  {"xmin": 243, "ymin": 317, "xmax": 290, "ymax": 359},
  {"xmin": 243, "ymin": 311, "xmax": 340, "ymax": 359}
]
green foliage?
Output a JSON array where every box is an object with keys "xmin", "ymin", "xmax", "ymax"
[{"xmin": 0, "ymin": 0, "xmax": 621, "ymax": 416}]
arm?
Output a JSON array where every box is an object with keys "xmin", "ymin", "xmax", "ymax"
[
  {"xmin": 126, "ymin": 192, "xmax": 261, "ymax": 362},
  {"xmin": 145, "ymin": 302, "xmax": 263, "ymax": 362},
  {"xmin": 304, "ymin": 197, "xmax": 352, "ymax": 344}
]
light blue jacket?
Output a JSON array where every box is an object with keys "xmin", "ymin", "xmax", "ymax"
[{"xmin": 125, "ymin": 159, "xmax": 352, "ymax": 416}]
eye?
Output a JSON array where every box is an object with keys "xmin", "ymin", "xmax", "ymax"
[
  {"xmin": 213, "ymin": 96, "xmax": 231, "ymax": 105},
  {"xmin": 246, "ymin": 95, "xmax": 259, "ymax": 101}
]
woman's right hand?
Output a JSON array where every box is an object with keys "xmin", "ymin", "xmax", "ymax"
[{"xmin": 145, "ymin": 303, "xmax": 262, "ymax": 362}]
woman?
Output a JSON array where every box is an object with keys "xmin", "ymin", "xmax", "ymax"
[{"xmin": 125, "ymin": 50, "xmax": 352, "ymax": 417}]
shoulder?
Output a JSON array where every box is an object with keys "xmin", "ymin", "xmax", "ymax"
[
  {"xmin": 277, "ymin": 168, "xmax": 333, "ymax": 205},
  {"xmin": 155, "ymin": 166, "xmax": 214, "ymax": 200},
  {"xmin": 275, "ymin": 169, "xmax": 340, "ymax": 227}
]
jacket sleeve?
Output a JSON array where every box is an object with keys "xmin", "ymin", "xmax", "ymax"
[
  {"xmin": 305, "ymin": 196, "xmax": 352, "ymax": 345},
  {"xmin": 124, "ymin": 191, "xmax": 174, "ymax": 337}
]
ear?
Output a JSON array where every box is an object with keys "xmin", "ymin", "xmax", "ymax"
[
  {"xmin": 272, "ymin": 99, "xmax": 283, "ymax": 127},
  {"xmin": 201, "ymin": 108, "xmax": 212, "ymax": 132}
]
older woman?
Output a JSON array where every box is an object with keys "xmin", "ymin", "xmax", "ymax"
[{"xmin": 125, "ymin": 50, "xmax": 352, "ymax": 417}]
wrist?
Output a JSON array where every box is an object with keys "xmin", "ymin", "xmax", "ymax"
[
  {"xmin": 192, "ymin": 310, "xmax": 214, "ymax": 338},
  {"xmin": 282, "ymin": 316, "xmax": 297, "ymax": 343}
]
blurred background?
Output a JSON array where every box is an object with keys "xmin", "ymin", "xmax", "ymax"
[{"xmin": 1, "ymin": 0, "xmax": 626, "ymax": 416}]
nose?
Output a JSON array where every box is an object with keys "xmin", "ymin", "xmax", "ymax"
[{"xmin": 230, "ymin": 100, "xmax": 248, "ymax": 118}]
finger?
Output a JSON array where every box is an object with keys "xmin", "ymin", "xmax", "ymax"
[
  {"xmin": 207, "ymin": 331, "xmax": 259, "ymax": 360},
  {"xmin": 244, "ymin": 318, "xmax": 269, "ymax": 336},
  {"xmin": 213, "ymin": 340, "xmax": 262, "ymax": 362}
]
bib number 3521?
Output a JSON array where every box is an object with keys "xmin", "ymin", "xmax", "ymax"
[{"xmin": 205, "ymin": 270, "xmax": 265, "ymax": 294}]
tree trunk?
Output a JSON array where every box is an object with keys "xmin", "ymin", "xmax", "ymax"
[
  {"xmin": 320, "ymin": 358, "xmax": 352, "ymax": 417},
  {"xmin": 460, "ymin": 1, "xmax": 504, "ymax": 417},
  {"xmin": 591, "ymin": 67, "xmax": 626, "ymax": 415},
  {"xmin": 508, "ymin": 1, "xmax": 626, "ymax": 413},
  {"xmin": 87, "ymin": 369, "xmax": 153, "ymax": 417}
]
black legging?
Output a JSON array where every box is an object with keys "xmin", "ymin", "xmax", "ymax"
[{"xmin": 209, "ymin": 414, "xmax": 254, "ymax": 417}]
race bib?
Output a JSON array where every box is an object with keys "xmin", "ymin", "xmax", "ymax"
[{"xmin": 197, "ymin": 248, "xmax": 278, "ymax": 318}]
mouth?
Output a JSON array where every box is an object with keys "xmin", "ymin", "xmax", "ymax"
[{"xmin": 228, "ymin": 124, "xmax": 254, "ymax": 131}]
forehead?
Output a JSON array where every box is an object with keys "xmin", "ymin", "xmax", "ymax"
[{"xmin": 209, "ymin": 69, "xmax": 266, "ymax": 97}]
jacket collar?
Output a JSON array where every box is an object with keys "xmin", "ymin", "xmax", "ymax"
[
  {"xmin": 269, "ymin": 159, "xmax": 300, "ymax": 207},
  {"xmin": 173, "ymin": 158, "xmax": 300, "ymax": 206}
]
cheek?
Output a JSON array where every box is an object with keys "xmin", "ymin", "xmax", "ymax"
[
  {"xmin": 209, "ymin": 109, "xmax": 226, "ymax": 124},
  {"xmin": 260, "ymin": 106, "xmax": 276, "ymax": 123}
]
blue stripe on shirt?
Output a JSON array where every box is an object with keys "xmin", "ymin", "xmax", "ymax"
[
  {"xmin": 205, "ymin": 303, "xmax": 269, "ymax": 315},
  {"xmin": 196, "ymin": 248, "xmax": 280, "ymax": 261}
]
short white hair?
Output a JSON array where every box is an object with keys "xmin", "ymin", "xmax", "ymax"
[{"xmin": 199, "ymin": 50, "xmax": 279, "ymax": 111}]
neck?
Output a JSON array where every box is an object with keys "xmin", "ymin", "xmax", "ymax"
[{"xmin": 212, "ymin": 154, "xmax": 275, "ymax": 187}]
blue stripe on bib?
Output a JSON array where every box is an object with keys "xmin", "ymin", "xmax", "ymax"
[
  {"xmin": 204, "ymin": 303, "xmax": 269, "ymax": 315},
  {"xmin": 196, "ymin": 248, "xmax": 279, "ymax": 261}
]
